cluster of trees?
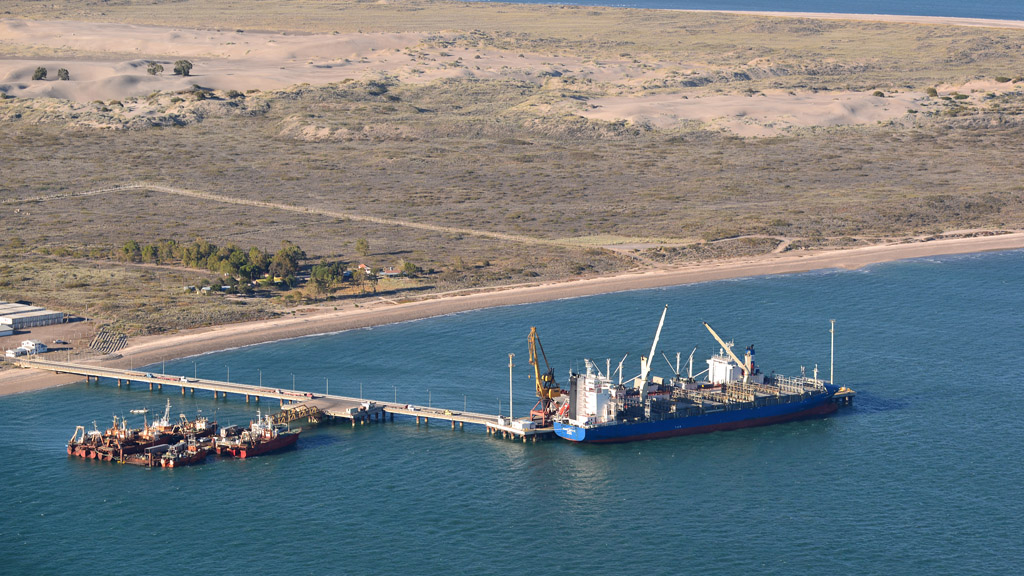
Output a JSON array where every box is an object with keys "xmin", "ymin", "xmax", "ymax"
[
  {"xmin": 144, "ymin": 60, "xmax": 192, "ymax": 76},
  {"xmin": 118, "ymin": 237, "xmax": 420, "ymax": 299},
  {"xmin": 32, "ymin": 67, "xmax": 70, "ymax": 81},
  {"xmin": 120, "ymin": 239, "xmax": 305, "ymax": 285},
  {"xmin": 309, "ymin": 261, "xmax": 350, "ymax": 297}
]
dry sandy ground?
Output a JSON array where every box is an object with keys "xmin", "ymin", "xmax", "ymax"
[
  {"xmin": 578, "ymin": 90, "xmax": 920, "ymax": 137},
  {"xmin": 711, "ymin": 10, "xmax": 1024, "ymax": 30},
  {"xmin": 3, "ymin": 16, "xmax": 1017, "ymax": 135},
  {"xmin": 4, "ymin": 232, "xmax": 1023, "ymax": 396}
]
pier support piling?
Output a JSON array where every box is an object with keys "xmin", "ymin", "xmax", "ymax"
[
  {"xmin": 181, "ymin": 387, "xmax": 185, "ymax": 396},
  {"xmin": 149, "ymin": 382, "xmax": 153, "ymax": 391}
]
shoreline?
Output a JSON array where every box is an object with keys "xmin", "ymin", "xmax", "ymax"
[
  {"xmin": 690, "ymin": 10, "xmax": 1024, "ymax": 29},
  {"xmin": 3, "ymin": 232, "xmax": 1023, "ymax": 396}
]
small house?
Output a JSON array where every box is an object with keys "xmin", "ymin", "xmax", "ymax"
[{"xmin": 20, "ymin": 340, "xmax": 47, "ymax": 353}]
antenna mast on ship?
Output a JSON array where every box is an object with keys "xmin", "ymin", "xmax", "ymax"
[{"xmin": 830, "ymin": 319, "xmax": 835, "ymax": 386}]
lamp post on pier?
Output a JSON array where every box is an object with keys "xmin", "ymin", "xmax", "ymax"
[{"xmin": 508, "ymin": 353, "xmax": 515, "ymax": 420}]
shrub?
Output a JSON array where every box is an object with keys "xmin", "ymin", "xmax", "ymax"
[
  {"xmin": 32, "ymin": 67, "xmax": 47, "ymax": 80},
  {"xmin": 147, "ymin": 62, "xmax": 164, "ymax": 75},
  {"xmin": 925, "ymin": 87, "xmax": 938, "ymax": 97},
  {"xmin": 872, "ymin": 90, "xmax": 885, "ymax": 98},
  {"xmin": 226, "ymin": 89, "xmax": 244, "ymax": 99},
  {"xmin": 173, "ymin": 60, "xmax": 193, "ymax": 77},
  {"xmin": 57, "ymin": 68, "xmax": 70, "ymax": 81},
  {"xmin": 995, "ymin": 76, "xmax": 1011, "ymax": 83}
]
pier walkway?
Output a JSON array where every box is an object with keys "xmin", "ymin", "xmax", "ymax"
[{"xmin": 13, "ymin": 358, "xmax": 553, "ymax": 441}]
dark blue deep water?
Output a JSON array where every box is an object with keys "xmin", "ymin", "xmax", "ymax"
[
  {"xmin": 475, "ymin": 0, "xmax": 1024, "ymax": 21},
  {"xmin": 2, "ymin": 249, "xmax": 1024, "ymax": 575}
]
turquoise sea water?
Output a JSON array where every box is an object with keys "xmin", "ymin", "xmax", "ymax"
[
  {"xmin": 2, "ymin": 249, "xmax": 1024, "ymax": 574},
  {"xmin": 473, "ymin": 0, "xmax": 1024, "ymax": 21}
]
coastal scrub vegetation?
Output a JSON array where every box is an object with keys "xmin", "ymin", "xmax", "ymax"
[{"xmin": 3, "ymin": 0, "xmax": 1024, "ymax": 335}]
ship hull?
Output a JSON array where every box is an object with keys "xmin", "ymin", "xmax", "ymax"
[
  {"xmin": 222, "ymin": 431, "xmax": 299, "ymax": 459},
  {"xmin": 554, "ymin": 392, "xmax": 838, "ymax": 443},
  {"xmin": 162, "ymin": 449, "xmax": 210, "ymax": 468}
]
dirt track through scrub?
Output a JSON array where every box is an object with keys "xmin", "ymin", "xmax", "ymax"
[{"xmin": 6, "ymin": 181, "xmax": 564, "ymax": 247}]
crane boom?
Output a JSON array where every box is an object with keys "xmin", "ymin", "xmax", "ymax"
[
  {"xmin": 702, "ymin": 321, "xmax": 750, "ymax": 383},
  {"xmin": 640, "ymin": 305, "xmax": 668, "ymax": 383},
  {"xmin": 528, "ymin": 327, "xmax": 559, "ymax": 401}
]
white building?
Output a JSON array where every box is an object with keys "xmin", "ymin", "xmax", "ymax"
[
  {"xmin": 0, "ymin": 301, "xmax": 64, "ymax": 330},
  {"xmin": 20, "ymin": 340, "xmax": 48, "ymax": 353}
]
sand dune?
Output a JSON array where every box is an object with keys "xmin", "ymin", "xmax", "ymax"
[
  {"xmin": 0, "ymin": 17, "xmax": 923, "ymax": 135},
  {"xmin": 580, "ymin": 90, "xmax": 920, "ymax": 136},
  {"xmin": 6, "ymin": 17, "xmax": 1015, "ymax": 134}
]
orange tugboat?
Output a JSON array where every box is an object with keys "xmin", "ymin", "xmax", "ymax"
[{"xmin": 215, "ymin": 410, "xmax": 300, "ymax": 459}]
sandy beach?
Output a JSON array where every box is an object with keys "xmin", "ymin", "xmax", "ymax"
[{"xmin": 3, "ymin": 232, "xmax": 1022, "ymax": 396}]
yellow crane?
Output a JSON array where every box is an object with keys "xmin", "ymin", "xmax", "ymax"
[{"xmin": 528, "ymin": 327, "xmax": 560, "ymax": 425}]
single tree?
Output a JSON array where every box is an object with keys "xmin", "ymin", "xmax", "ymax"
[
  {"xmin": 269, "ymin": 241, "xmax": 306, "ymax": 279},
  {"xmin": 352, "ymin": 268, "xmax": 367, "ymax": 293},
  {"xmin": 367, "ymin": 267, "xmax": 381, "ymax": 294},
  {"xmin": 173, "ymin": 60, "xmax": 193, "ymax": 77},
  {"xmin": 147, "ymin": 62, "xmax": 164, "ymax": 75},
  {"xmin": 141, "ymin": 244, "xmax": 158, "ymax": 263},
  {"xmin": 57, "ymin": 68, "xmax": 70, "ymax": 81},
  {"xmin": 32, "ymin": 67, "xmax": 47, "ymax": 80},
  {"xmin": 355, "ymin": 237, "xmax": 370, "ymax": 257},
  {"xmin": 122, "ymin": 240, "xmax": 141, "ymax": 262},
  {"xmin": 309, "ymin": 261, "xmax": 343, "ymax": 299},
  {"xmin": 401, "ymin": 260, "xmax": 420, "ymax": 277}
]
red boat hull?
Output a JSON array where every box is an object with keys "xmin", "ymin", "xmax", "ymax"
[{"xmin": 223, "ymin": 431, "xmax": 299, "ymax": 459}]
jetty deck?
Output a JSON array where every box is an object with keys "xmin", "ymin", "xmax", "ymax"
[{"xmin": 13, "ymin": 358, "xmax": 554, "ymax": 441}]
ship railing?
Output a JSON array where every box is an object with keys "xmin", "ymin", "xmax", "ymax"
[
  {"xmin": 772, "ymin": 375, "xmax": 827, "ymax": 394},
  {"xmin": 725, "ymin": 381, "xmax": 779, "ymax": 398}
]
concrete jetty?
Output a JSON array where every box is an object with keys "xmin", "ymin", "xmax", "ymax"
[{"xmin": 13, "ymin": 358, "xmax": 554, "ymax": 441}]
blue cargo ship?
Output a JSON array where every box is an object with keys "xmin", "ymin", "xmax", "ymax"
[{"xmin": 551, "ymin": 308, "xmax": 854, "ymax": 443}]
